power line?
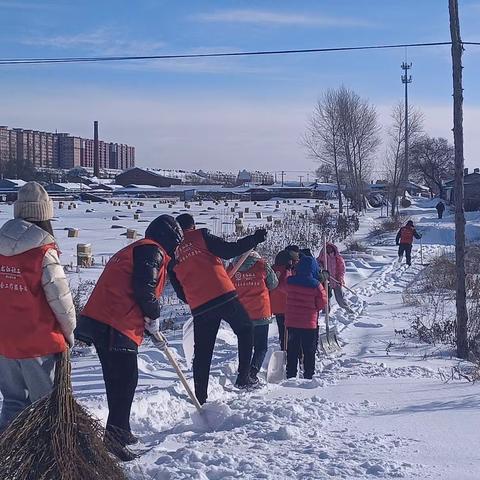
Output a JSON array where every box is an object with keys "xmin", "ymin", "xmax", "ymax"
[{"xmin": 0, "ymin": 41, "xmax": 455, "ymax": 66}]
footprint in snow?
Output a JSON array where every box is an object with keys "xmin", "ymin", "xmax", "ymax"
[{"xmin": 354, "ymin": 321, "xmax": 383, "ymax": 328}]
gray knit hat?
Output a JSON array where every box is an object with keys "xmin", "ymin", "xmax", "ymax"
[{"xmin": 14, "ymin": 181, "xmax": 54, "ymax": 221}]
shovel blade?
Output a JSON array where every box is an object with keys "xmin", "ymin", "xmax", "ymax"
[
  {"xmin": 182, "ymin": 316, "xmax": 194, "ymax": 369},
  {"xmin": 319, "ymin": 328, "xmax": 341, "ymax": 354},
  {"xmin": 267, "ymin": 351, "xmax": 287, "ymax": 383}
]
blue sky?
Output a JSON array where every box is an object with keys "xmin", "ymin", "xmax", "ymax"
[{"xmin": 1, "ymin": 0, "xmax": 479, "ymax": 175}]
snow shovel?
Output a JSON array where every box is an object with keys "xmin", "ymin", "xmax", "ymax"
[
  {"xmin": 266, "ymin": 328, "xmax": 287, "ymax": 384},
  {"xmin": 153, "ymin": 331, "xmax": 203, "ymax": 413},
  {"xmin": 182, "ymin": 248, "xmax": 254, "ymax": 369}
]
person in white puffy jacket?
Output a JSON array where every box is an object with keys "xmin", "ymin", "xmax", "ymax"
[{"xmin": 0, "ymin": 181, "xmax": 76, "ymax": 432}]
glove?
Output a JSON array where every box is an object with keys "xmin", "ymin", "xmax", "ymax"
[
  {"xmin": 318, "ymin": 270, "xmax": 330, "ymax": 283},
  {"xmin": 144, "ymin": 316, "xmax": 160, "ymax": 335},
  {"xmin": 253, "ymin": 228, "xmax": 268, "ymax": 244}
]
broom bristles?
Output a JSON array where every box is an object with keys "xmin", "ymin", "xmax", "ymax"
[{"xmin": 0, "ymin": 350, "xmax": 128, "ymax": 480}]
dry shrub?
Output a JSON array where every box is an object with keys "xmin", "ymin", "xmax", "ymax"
[
  {"xmin": 369, "ymin": 215, "xmax": 406, "ymax": 237},
  {"xmin": 403, "ymin": 246, "xmax": 480, "ymax": 352},
  {"xmin": 242, "ymin": 210, "xmax": 359, "ymax": 263},
  {"xmin": 344, "ymin": 240, "xmax": 369, "ymax": 253},
  {"xmin": 70, "ymin": 278, "xmax": 96, "ymax": 318}
]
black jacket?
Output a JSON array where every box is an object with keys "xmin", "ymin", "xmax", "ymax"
[
  {"xmin": 169, "ymin": 229, "xmax": 260, "ymax": 316},
  {"xmin": 75, "ymin": 243, "xmax": 165, "ymax": 352}
]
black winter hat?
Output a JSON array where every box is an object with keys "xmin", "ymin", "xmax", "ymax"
[
  {"xmin": 274, "ymin": 250, "xmax": 291, "ymax": 267},
  {"xmin": 145, "ymin": 215, "xmax": 184, "ymax": 255},
  {"xmin": 176, "ymin": 213, "xmax": 195, "ymax": 231}
]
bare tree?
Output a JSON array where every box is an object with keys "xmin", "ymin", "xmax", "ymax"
[
  {"xmin": 337, "ymin": 86, "xmax": 381, "ymax": 212},
  {"xmin": 410, "ymin": 136, "xmax": 455, "ymax": 198},
  {"xmin": 303, "ymin": 86, "xmax": 380, "ymax": 213},
  {"xmin": 303, "ymin": 89, "xmax": 345, "ymax": 212},
  {"xmin": 384, "ymin": 103, "xmax": 424, "ymax": 216}
]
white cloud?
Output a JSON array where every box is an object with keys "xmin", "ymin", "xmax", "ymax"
[
  {"xmin": 0, "ymin": 1, "xmax": 52, "ymax": 9},
  {"xmin": 193, "ymin": 9, "xmax": 373, "ymax": 28},
  {"xmin": 22, "ymin": 28, "xmax": 165, "ymax": 56}
]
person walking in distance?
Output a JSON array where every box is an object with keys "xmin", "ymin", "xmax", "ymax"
[
  {"xmin": 436, "ymin": 201, "xmax": 445, "ymax": 219},
  {"xmin": 169, "ymin": 213, "xmax": 267, "ymax": 405},
  {"xmin": 285, "ymin": 256, "xmax": 327, "ymax": 379},
  {"xmin": 0, "ymin": 182, "xmax": 76, "ymax": 433},
  {"xmin": 229, "ymin": 251, "xmax": 278, "ymax": 383},
  {"xmin": 270, "ymin": 250, "xmax": 297, "ymax": 351},
  {"xmin": 396, "ymin": 220, "xmax": 422, "ymax": 266},
  {"xmin": 76, "ymin": 215, "xmax": 183, "ymax": 460}
]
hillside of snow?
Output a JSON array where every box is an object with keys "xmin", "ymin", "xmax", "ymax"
[{"xmin": 1, "ymin": 197, "xmax": 479, "ymax": 479}]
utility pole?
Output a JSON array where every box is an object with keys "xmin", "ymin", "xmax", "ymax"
[
  {"xmin": 401, "ymin": 61, "xmax": 412, "ymax": 188},
  {"xmin": 449, "ymin": 0, "xmax": 468, "ymax": 359},
  {"xmin": 299, "ymin": 175, "xmax": 303, "ymax": 186},
  {"xmin": 281, "ymin": 170, "xmax": 285, "ymax": 187}
]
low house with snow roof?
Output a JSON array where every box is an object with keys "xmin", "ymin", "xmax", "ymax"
[
  {"xmin": 443, "ymin": 168, "xmax": 480, "ymax": 211},
  {"xmin": 0, "ymin": 179, "xmax": 27, "ymax": 201}
]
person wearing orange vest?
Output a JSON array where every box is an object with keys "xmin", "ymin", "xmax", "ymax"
[
  {"xmin": 170, "ymin": 213, "xmax": 267, "ymax": 405},
  {"xmin": 0, "ymin": 182, "xmax": 76, "ymax": 433},
  {"xmin": 228, "ymin": 251, "xmax": 278, "ymax": 383},
  {"xmin": 75, "ymin": 214, "xmax": 183, "ymax": 460},
  {"xmin": 396, "ymin": 220, "xmax": 422, "ymax": 266}
]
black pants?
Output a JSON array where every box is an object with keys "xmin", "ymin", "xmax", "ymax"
[
  {"xmin": 437, "ymin": 211, "xmax": 443, "ymax": 219},
  {"xmin": 96, "ymin": 347, "xmax": 138, "ymax": 441},
  {"xmin": 398, "ymin": 243, "xmax": 413, "ymax": 266},
  {"xmin": 276, "ymin": 314, "xmax": 286, "ymax": 350},
  {"xmin": 193, "ymin": 299, "xmax": 253, "ymax": 404},
  {"xmin": 286, "ymin": 327, "xmax": 317, "ymax": 379},
  {"xmin": 251, "ymin": 324, "xmax": 269, "ymax": 373}
]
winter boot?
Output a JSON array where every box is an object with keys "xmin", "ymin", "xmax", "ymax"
[
  {"xmin": 106, "ymin": 425, "xmax": 139, "ymax": 446},
  {"xmin": 249, "ymin": 367, "xmax": 261, "ymax": 386},
  {"xmin": 104, "ymin": 431, "xmax": 138, "ymax": 462},
  {"xmin": 235, "ymin": 373, "xmax": 259, "ymax": 390}
]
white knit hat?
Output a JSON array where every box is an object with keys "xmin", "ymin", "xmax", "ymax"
[{"xmin": 14, "ymin": 181, "xmax": 54, "ymax": 221}]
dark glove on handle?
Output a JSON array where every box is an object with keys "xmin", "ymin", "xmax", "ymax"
[{"xmin": 254, "ymin": 228, "xmax": 268, "ymax": 244}]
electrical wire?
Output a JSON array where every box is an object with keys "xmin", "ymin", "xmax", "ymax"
[{"xmin": 0, "ymin": 41, "xmax": 455, "ymax": 66}]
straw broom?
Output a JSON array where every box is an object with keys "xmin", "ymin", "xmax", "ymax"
[{"xmin": 0, "ymin": 350, "xmax": 127, "ymax": 480}]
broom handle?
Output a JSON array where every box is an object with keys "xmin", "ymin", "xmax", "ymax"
[
  {"xmin": 323, "ymin": 237, "xmax": 330, "ymax": 335},
  {"xmin": 228, "ymin": 248, "xmax": 254, "ymax": 278},
  {"xmin": 329, "ymin": 276, "xmax": 356, "ymax": 296},
  {"xmin": 153, "ymin": 332, "xmax": 203, "ymax": 413}
]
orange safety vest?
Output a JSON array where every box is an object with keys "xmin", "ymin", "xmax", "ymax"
[
  {"xmin": 230, "ymin": 260, "xmax": 271, "ymax": 320},
  {"xmin": 400, "ymin": 226, "xmax": 415, "ymax": 244},
  {"xmin": 0, "ymin": 243, "xmax": 67, "ymax": 359},
  {"xmin": 173, "ymin": 229, "xmax": 235, "ymax": 310},
  {"xmin": 82, "ymin": 238, "xmax": 170, "ymax": 346}
]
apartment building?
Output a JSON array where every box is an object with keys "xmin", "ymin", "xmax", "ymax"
[{"xmin": 0, "ymin": 125, "xmax": 135, "ymax": 173}]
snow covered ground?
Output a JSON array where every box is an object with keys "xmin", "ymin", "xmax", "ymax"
[{"xmin": 1, "ymin": 196, "xmax": 479, "ymax": 479}]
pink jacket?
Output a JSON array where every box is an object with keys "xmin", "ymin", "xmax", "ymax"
[
  {"xmin": 285, "ymin": 283, "xmax": 327, "ymax": 329},
  {"xmin": 317, "ymin": 243, "xmax": 346, "ymax": 285}
]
